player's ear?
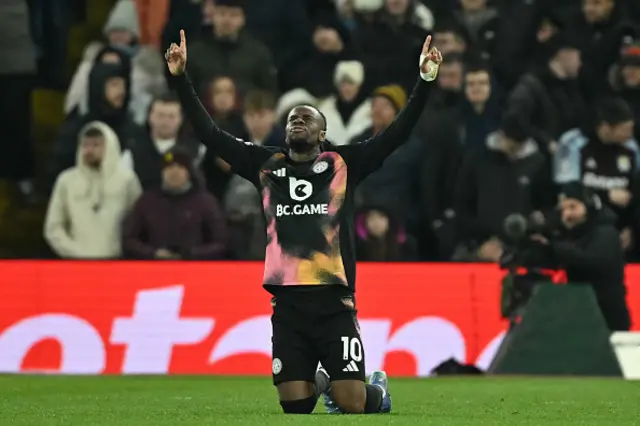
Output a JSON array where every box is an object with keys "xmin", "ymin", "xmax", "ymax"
[{"xmin": 319, "ymin": 130, "xmax": 326, "ymax": 142}]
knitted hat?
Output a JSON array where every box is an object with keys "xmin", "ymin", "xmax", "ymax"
[
  {"xmin": 334, "ymin": 60, "xmax": 365, "ymax": 86},
  {"xmin": 163, "ymin": 146, "xmax": 193, "ymax": 171},
  {"xmin": 372, "ymin": 85, "xmax": 407, "ymax": 112}
]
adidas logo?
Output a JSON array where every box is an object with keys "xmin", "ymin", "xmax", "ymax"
[
  {"xmin": 342, "ymin": 360, "xmax": 359, "ymax": 372},
  {"xmin": 273, "ymin": 168, "xmax": 286, "ymax": 177}
]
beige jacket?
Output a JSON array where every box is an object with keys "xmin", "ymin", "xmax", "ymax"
[{"xmin": 44, "ymin": 121, "xmax": 142, "ymax": 259}]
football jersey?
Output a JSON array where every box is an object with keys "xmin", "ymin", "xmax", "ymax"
[{"xmin": 174, "ymin": 72, "xmax": 431, "ymax": 293}]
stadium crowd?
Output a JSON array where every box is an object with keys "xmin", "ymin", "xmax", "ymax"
[{"xmin": 2, "ymin": 0, "xmax": 640, "ymax": 262}]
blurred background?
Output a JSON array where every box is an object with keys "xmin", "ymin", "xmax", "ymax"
[{"xmin": 1, "ymin": 0, "xmax": 639, "ymax": 264}]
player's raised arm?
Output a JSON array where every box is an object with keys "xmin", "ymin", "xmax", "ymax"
[
  {"xmin": 354, "ymin": 36, "xmax": 442, "ymax": 177},
  {"xmin": 166, "ymin": 30, "xmax": 269, "ymax": 179}
]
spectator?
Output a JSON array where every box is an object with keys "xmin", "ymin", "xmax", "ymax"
[
  {"xmin": 122, "ymin": 92, "xmax": 202, "ymax": 190},
  {"xmin": 422, "ymin": 53, "xmax": 464, "ymax": 112},
  {"xmin": 287, "ymin": 17, "xmax": 353, "ymax": 97},
  {"xmin": 134, "ymin": 0, "xmax": 170, "ymax": 48},
  {"xmin": 242, "ymin": 0, "xmax": 311, "ymax": 88},
  {"xmin": 611, "ymin": 46, "xmax": 640, "ymax": 140},
  {"xmin": 65, "ymin": 0, "xmax": 167, "ymax": 125},
  {"xmin": 318, "ymin": 60, "xmax": 372, "ymax": 146},
  {"xmin": 0, "ymin": 0, "xmax": 37, "ymax": 201},
  {"xmin": 44, "ymin": 122, "xmax": 141, "ymax": 259},
  {"xmin": 554, "ymin": 98, "xmax": 639, "ymax": 256},
  {"xmin": 419, "ymin": 61, "xmax": 502, "ymax": 259},
  {"xmin": 355, "ymin": 205, "xmax": 418, "ymax": 261},
  {"xmin": 352, "ymin": 0, "xmax": 429, "ymax": 91},
  {"xmin": 187, "ymin": 0, "xmax": 277, "ymax": 97},
  {"xmin": 242, "ymin": 90, "xmax": 286, "ymax": 148},
  {"xmin": 48, "ymin": 62, "xmax": 145, "ymax": 188},
  {"xmin": 535, "ymin": 181, "xmax": 631, "ymax": 331},
  {"xmin": 224, "ymin": 174, "xmax": 265, "ymax": 260},
  {"xmin": 207, "ymin": 75, "xmax": 248, "ymax": 138},
  {"xmin": 122, "ymin": 146, "xmax": 228, "ymax": 260},
  {"xmin": 451, "ymin": 0, "xmax": 500, "ymax": 61},
  {"xmin": 454, "ymin": 111, "xmax": 555, "ymax": 262},
  {"xmin": 431, "ymin": 22, "xmax": 468, "ymax": 57},
  {"xmin": 570, "ymin": 0, "xmax": 636, "ymax": 97},
  {"xmin": 354, "ymin": 85, "xmax": 424, "ymax": 229},
  {"xmin": 508, "ymin": 32, "xmax": 585, "ymax": 150}
]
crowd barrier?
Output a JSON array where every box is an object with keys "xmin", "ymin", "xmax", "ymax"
[{"xmin": 0, "ymin": 261, "xmax": 638, "ymax": 377}]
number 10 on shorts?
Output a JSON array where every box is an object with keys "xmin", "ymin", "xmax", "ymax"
[{"xmin": 341, "ymin": 336, "xmax": 363, "ymax": 362}]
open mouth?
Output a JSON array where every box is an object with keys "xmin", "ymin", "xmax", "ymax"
[{"xmin": 290, "ymin": 126, "xmax": 306, "ymax": 133}]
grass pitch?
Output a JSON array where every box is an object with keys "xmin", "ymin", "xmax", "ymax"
[{"xmin": 1, "ymin": 375, "xmax": 639, "ymax": 425}]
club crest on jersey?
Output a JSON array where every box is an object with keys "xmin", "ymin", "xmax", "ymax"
[
  {"xmin": 312, "ymin": 161, "xmax": 329, "ymax": 174},
  {"xmin": 617, "ymin": 156, "xmax": 631, "ymax": 173}
]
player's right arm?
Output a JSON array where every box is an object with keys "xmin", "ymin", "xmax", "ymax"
[{"xmin": 166, "ymin": 30, "xmax": 273, "ymax": 181}]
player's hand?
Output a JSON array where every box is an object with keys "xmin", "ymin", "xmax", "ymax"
[
  {"xmin": 419, "ymin": 35, "xmax": 443, "ymax": 82},
  {"xmin": 165, "ymin": 29, "xmax": 187, "ymax": 76},
  {"xmin": 609, "ymin": 188, "xmax": 632, "ymax": 207}
]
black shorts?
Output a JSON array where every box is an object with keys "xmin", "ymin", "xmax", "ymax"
[{"xmin": 270, "ymin": 293, "xmax": 366, "ymax": 385}]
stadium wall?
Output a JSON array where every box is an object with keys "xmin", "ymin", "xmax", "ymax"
[{"xmin": 0, "ymin": 261, "xmax": 638, "ymax": 377}]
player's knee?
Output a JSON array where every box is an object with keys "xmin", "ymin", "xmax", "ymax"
[
  {"xmin": 337, "ymin": 399, "xmax": 366, "ymax": 414},
  {"xmin": 279, "ymin": 396, "xmax": 316, "ymax": 414}
]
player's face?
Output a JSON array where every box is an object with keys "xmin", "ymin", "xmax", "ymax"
[
  {"xmin": 582, "ymin": 0, "xmax": 614, "ymax": 24},
  {"xmin": 285, "ymin": 106, "xmax": 326, "ymax": 153},
  {"xmin": 464, "ymin": 71, "xmax": 491, "ymax": 104},
  {"xmin": 560, "ymin": 198, "xmax": 587, "ymax": 229},
  {"xmin": 622, "ymin": 65, "xmax": 640, "ymax": 88}
]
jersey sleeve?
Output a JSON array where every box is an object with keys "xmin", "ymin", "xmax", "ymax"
[
  {"xmin": 173, "ymin": 72, "xmax": 277, "ymax": 182},
  {"xmin": 553, "ymin": 128, "xmax": 585, "ymax": 184},
  {"xmin": 335, "ymin": 77, "xmax": 432, "ymax": 182}
]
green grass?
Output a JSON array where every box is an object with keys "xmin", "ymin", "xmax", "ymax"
[{"xmin": 1, "ymin": 376, "xmax": 639, "ymax": 425}]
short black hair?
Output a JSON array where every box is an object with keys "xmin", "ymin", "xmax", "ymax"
[
  {"xmin": 464, "ymin": 59, "xmax": 491, "ymax": 75},
  {"xmin": 299, "ymin": 104, "xmax": 328, "ymax": 131},
  {"xmin": 152, "ymin": 91, "xmax": 180, "ymax": 105},
  {"xmin": 595, "ymin": 98, "xmax": 634, "ymax": 125},
  {"xmin": 84, "ymin": 127, "xmax": 104, "ymax": 138}
]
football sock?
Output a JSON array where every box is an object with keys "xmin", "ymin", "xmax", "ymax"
[
  {"xmin": 363, "ymin": 383, "xmax": 383, "ymax": 413},
  {"xmin": 280, "ymin": 395, "xmax": 317, "ymax": 414}
]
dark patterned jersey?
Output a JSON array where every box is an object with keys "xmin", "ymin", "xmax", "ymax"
[
  {"xmin": 174, "ymin": 72, "xmax": 431, "ymax": 296},
  {"xmin": 554, "ymin": 128, "xmax": 640, "ymax": 228}
]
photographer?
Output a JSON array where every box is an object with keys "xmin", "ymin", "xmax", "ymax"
[{"xmin": 528, "ymin": 182, "xmax": 631, "ymax": 331}]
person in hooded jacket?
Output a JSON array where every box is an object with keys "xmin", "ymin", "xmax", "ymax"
[
  {"xmin": 529, "ymin": 181, "xmax": 631, "ymax": 331},
  {"xmin": 44, "ymin": 122, "xmax": 142, "ymax": 259},
  {"xmin": 122, "ymin": 146, "xmax": 228, "ymax": 260},
  {"xmin": 47, "ymin": 62, "xmax": 146, "ymax": 192},
  {"xmin": 354, "ymin": 205, "xmax": 418, "ymax": 261}
]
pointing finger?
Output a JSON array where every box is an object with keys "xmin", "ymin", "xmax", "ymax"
[
  {"xmin": 180, "ymin": 30, "xmax": 186, "ymax": 48},
  {"xmin": 422, "ymin": 35, "xmax": 431, "ymax": 55}
]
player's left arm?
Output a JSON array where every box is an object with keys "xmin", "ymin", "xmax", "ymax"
[{"xmin": 349, "ymin": 36, "xmax": 441, "ymax": 179}]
